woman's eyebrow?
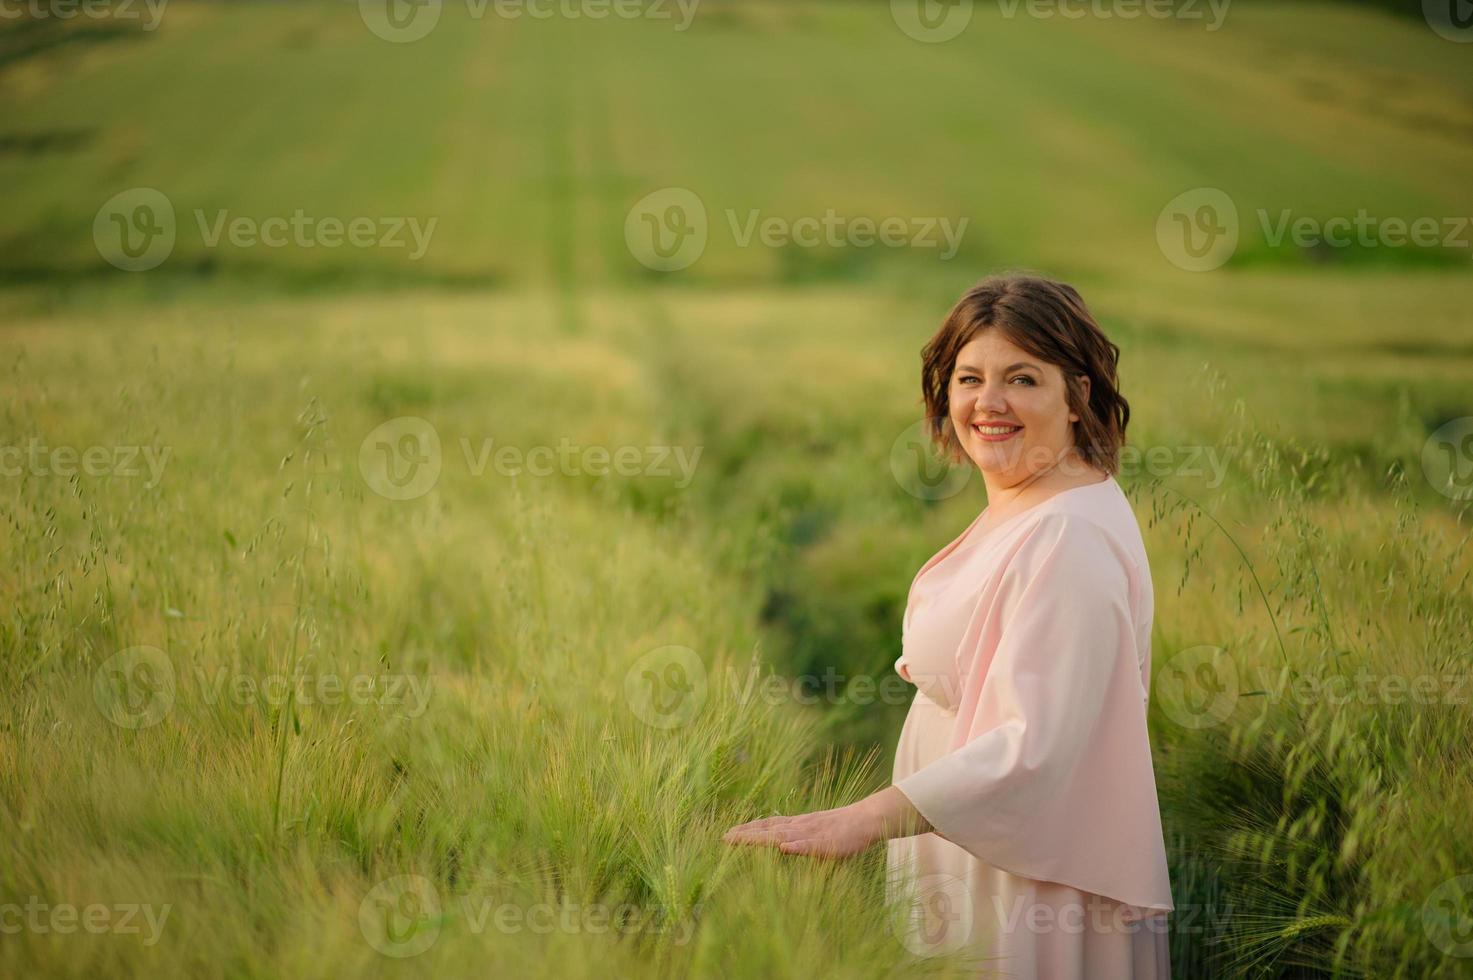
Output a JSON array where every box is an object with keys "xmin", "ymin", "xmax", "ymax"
[{"xmin": 954, "ymin": 361, "xmax": 1041, "ymax": 374}]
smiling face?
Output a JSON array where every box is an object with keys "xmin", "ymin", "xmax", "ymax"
[{"xmin": 946, "ymin": 328, "xmax": 1089, "ymax": 485}]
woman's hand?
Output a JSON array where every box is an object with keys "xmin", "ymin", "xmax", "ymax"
[
  {"xmin": 721, "ymin": 804, "xmax": 884, "ymax": 858},
  {"xmin": 721, "ymin": 786, "xmax": 935, "ymax": 859}
]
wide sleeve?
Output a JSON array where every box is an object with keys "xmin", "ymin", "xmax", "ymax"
[{"xmin": 892, "ymin": 512, "xmax": 1173, "ymax": 912}]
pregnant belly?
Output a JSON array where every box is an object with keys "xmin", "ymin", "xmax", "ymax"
[{"xmin": 893, "ymin": 687, "xmax": 958, "ymax": 782}]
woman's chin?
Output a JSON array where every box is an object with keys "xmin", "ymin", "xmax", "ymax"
[{"xmin": 966, "ymin": 443, "xmax": 1027, "ymax": 475}]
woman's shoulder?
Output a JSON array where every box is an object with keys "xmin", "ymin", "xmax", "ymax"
[{"xmin": 1007, "ymin": 478, "xmax": 1148, "ymax": 575}]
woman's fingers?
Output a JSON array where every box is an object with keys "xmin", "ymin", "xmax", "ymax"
[
  {"xmin": 722, "ymin": 809, "xmax": 859, "ymax": 852},
  {"xmin": 724, "ymin": 825, "xmax": 802, "ymax": 845},
  {"xmin": 723, "ymin": 820, "xmax": 866, "ymax": 859},
  {"xmin": 726, "ymin": 804, "xmax": 839, "ymax": 831},
  {"xmin": 777, "ymin": 838, "xmax": 833, "ymax": 857},
  {"xmin": 727, "ymin": 815, "xmax": 781, "ymax": 832},
  {"xmin": 722, "ymin": 815, "xmax": 814, "ymax": 845},
  {"xmin": 722, "ymin": 805, "xmax": 876, "ymax": 859}
]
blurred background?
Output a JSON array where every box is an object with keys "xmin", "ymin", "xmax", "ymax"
[{"xmin": 3, "ymin": 1, "xmax": 1472, "ymax": 977}]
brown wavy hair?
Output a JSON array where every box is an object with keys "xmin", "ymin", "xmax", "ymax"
[{"xmin": 920, "ymin": 273, "xmax": 1130, "ymax": 474}]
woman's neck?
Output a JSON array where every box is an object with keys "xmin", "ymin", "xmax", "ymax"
[{"xmin": 979, "ymin": 450, "xmax": 1104, "ymax": 520}]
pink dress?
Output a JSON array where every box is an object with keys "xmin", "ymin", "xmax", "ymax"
[{"xmin": 886, "ymin": 475, "xmax": 1173, "ymax": 979}]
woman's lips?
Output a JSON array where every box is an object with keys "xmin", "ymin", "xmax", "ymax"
[{"xmin": 972, "ymin": 422, "xmax": 1023, "ymax": 443}]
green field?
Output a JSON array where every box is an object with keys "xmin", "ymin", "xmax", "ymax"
[{"xmin": 3, "ymin": 1, "xmax": 1473, "ymax": 977}]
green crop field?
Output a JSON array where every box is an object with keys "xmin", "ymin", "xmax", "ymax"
[{"xmin": 2, "ymin": 1, "xmax": 1472, "ymax": 977}]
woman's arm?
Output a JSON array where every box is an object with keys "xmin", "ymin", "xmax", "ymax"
[{"xmin": 863, "ymin": 784, "xmax": 940, "ymax": 840}]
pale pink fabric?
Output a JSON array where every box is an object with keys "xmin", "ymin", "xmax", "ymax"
[{"xmin": 887, "ymin": 475, "xmax": 1173, "ymax": 978}]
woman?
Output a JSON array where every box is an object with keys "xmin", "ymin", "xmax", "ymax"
[{"xmin": 722, "ymin": 274, "xmax": 1174, "ymax": 978}]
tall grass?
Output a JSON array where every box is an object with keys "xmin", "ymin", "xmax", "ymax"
[
  {"xmin": 0, "ymin": 294, "xmax": 990, "ymax": 978},
  {"xmin": 1139, "ymin": 396, "xmax": 1473, "ymax": 977},
  {"xmin": 3, "ymin": 273, "xmax": 1471, "ymax": 976},
  {"xmin": 2, "ymin": 1, "xmax": 1471, "ymax": 976}
]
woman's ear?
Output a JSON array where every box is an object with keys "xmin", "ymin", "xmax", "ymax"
[{"xmin": 1069, "ymin": 374, "xmax": 1090, "ymax": 423}]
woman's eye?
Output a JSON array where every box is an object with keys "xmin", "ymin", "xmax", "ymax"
[{"xmin": 955, "ymin": 374, "xmax": 1034, "ymax": 385}]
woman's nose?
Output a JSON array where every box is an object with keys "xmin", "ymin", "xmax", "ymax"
[{"xmin": 972, "ymin": 382, "xmax": 1009, "ymax": 415}]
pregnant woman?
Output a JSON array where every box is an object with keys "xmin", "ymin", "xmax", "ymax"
[{"xmin": 723, "ymin": 274, "xmax": 1174, "ymax": 978}]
